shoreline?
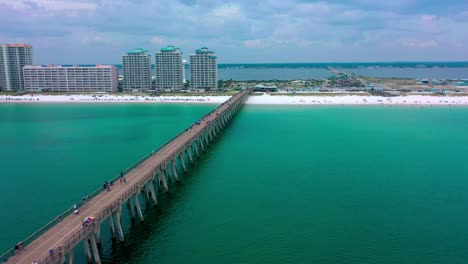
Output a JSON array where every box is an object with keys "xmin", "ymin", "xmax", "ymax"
[
  {"xmin": 1, "ymin": 94, "xmax": 468, "ymax": 106},
  {"xmin": 0, "ymin": 94, "xmax": 229, "ymax": 104}
]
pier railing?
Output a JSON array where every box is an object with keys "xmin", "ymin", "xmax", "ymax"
[{"xmin": 0, "ymin": 91, "xmax": 249, "ymax": 263}]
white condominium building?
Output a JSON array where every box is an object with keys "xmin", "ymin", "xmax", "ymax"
[
  {"xmin": 155, "ymin": 45, "xmax": 184, "ymax": 90},
  {"xmin": 190, "ymin": 47, "xmax": 217, "ymax": 90},
  {"xmin": 0, "ymin": 44, "xmax": 33, "ymax": 91},
  {"xmin": 23, "ymin": 65, "xmax": 119, "ymax": 92},
  {"xmin": 122, "ymin": 48, "xmax": 152, "ymax": 91}
]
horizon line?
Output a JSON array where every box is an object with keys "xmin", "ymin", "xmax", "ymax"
[{"xmin": 52, "ymin": 60, "xmax": 468, "ymax": 66}]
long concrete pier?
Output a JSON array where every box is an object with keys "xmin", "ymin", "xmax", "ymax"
[{"xmin": 4, "ymin": 89, "xmax": 251, "ymax": 264}]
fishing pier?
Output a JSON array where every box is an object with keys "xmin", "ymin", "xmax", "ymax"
[{"xmin": 3, "ymin": 89, "xmax": 251, "ymax": 264}]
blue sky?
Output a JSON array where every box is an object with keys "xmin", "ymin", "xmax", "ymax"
[{"xmin": 1, "ymin": 0, "xmax": 467, "ymax": 64}]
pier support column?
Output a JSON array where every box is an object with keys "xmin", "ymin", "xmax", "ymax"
[
  {"xmin": 172, "ymin": 159, "xmax": 179, "ymax": 182},
  {"xmin": 58, "ymin": 245, "xmax": 66, "ymax": 264},
  {"xmin": 194, "ymin": 141, "xmax": 200, "ymax": 157},
  {"xmin": 109, "ymin": 213, "xmax": 116, "ymax": 240},
  {"xmin": 166, "ymin": 167, "xmax": 171, "ymax": 184},
  {"xmin": 180, "ymin": 152, "xmax": 187, "ymax": 173},
  {"xmin": 115, "ymin": 208, "xmax": 125, "ymax": 242},
  {"xmin": 188, "ymin": 147, "xmax": 194, "ymax": 165},
  {"xmin": 148, "ymin": 182, "xmax": 158, "ymax": 206},
  {"xmin": 89, "ymin": 235, "xmax": 101, "ymax": 264},
  {"xmin": 159, "ymin": 170, "xmax": 169, "ymax": 193},
  {"xmin": 128, "ymin": 199, "xmax": 136, "ymax": 220},
  {"xmin": 83, "ymin": 239, "xmax": 92, "ymax": 264},
  {"xmin": 155, "ymin": 171, "xmax": 161, "ymax": 193},
  {"xmin": 200, "ymin": 138, "xmax": 205, "ymax": 152},
  {"xmin": 134, "ymin": 194, "xmax": 144, "ymax": 221},
  {"xmin": 144, "ymin": 184, "xmax": 151, "ymax": 206},
  {"xmin": 68, "ymin": 248, "xmax": 74, "ymax": 264},
  {"xmin": 95, "ymin": 222, "xmax": 101, "ymax": 245}
]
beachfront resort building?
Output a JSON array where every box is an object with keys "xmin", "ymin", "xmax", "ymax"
[
  {"xmin": 122, "ymin": 48, "xmax": 152, "ymax": 91},
  {"xmin": 0, "ymin": 44, "xmax": 33, "ymax": 91},
  {"xmin": 155, "ymin": 45, "xmax": 184, "ymax": 90},
  {"xmin": 23, "ymin": 65, "xmax": 119, "ymax": 92},
  {"xmin": 190, "ymin": 47, "xmax": 217, "ymax": 90}
]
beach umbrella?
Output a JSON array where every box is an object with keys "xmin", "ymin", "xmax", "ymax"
[{"xmin": 82, "ymin": 216, "xmax": 94, "ymax": 223}]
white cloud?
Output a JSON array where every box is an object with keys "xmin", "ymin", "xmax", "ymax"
[
  {"xmin": 35, "ymin": 0, "xmax": 96, "ymax": 12},
  {"xmin": 0, "ymin": 0, "xmax": 96, "ymax": 12},
  {"xmin": 0, "ymin": 0, "xmax": 30, "ymax": 10},
  {"xmin": 213, "ymin": 4, "xmax": 241, "ymax": 18},
  {"xmin": 150, "ymin": 36, "xmax": 165, "ymax": 45},
  {"xmin": 1, "ymin": 0, "xmax": 468, "ymax": 62},
  {"xmin": 400, "ymin": 38, "xmax": 439, "ymax": 48},
  {"xmin": 81, "ymin": 35, "xmax": 106, "ymax": 45},
  {"xmin": 295, "ymin": 2, "xmax": 333, "ymax": 16},
  {"xmin": 244, "ymin": 39, "xmax": 264, "ymax": 48}
]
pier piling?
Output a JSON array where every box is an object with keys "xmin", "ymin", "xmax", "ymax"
[
  {"xmin": 109, "ymin": 213, "xmax": 116, "ymax": 239},
  {"xmin": 134, "ymin": 194, "xmax": 144, "ymax": 221},
  {"xmin": 89, "ymin": 235, "xmax": 101, "ymax": 264},
  {"xmin": 83, "ymin": 239, "xmax": 92, "ymax": 264},
  {"xmin": 115, "ymin": 208, "xmax": 125, "ymax": 242}
]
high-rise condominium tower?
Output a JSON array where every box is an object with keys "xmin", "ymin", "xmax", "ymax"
[
  {"xmin": 155, "ymin": 45, "xmax": 183, "ymax": 90},
  {"xmin": 0, "ymin": 44, "xmax": 33, "ymax": 91},
  {"xmin": 122, "ymin": 48, "xmax": 152, "ymax": 91},
  {"xmin": 190, "ymin": 47, "xmax": 217, "ymax": 90}
]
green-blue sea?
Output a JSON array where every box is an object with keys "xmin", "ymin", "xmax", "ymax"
[{"xmin": 1, "ymin": 104, "xmax": 468, "ymax": 264}]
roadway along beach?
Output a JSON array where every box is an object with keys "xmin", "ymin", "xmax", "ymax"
[{"xmin": 1, "ymin": 94, "xmax": 468, "ymax": 106}]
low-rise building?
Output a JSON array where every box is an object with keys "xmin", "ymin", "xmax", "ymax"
[
  {"xmin": 254, "ymin": 84, "xmax": 278, "ymax": 92},
  {"xmin": 23, "ymin": 65, "xmax": 119, "ymax": 92}
]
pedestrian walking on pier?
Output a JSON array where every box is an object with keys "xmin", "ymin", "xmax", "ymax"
[{"xmin": 103, "ymin": 182, "xmax": 110, "ymax": 191}]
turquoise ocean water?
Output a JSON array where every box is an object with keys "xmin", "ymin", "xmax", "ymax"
[{"xmin": 1, "ymin": 104, "xmax": 468, "ymax": 263}]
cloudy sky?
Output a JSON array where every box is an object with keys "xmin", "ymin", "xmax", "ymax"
[{"xmin": 1, "ymin": 0, "xmax": 467, "ymax": 64}]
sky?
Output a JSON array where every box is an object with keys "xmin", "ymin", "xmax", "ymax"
[{"xmin": 1, "ymin": 0, "xmax": 468, "ymax": 64}]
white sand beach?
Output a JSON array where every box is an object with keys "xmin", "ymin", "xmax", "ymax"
[
  {"xmin": 246, "ymin": 94, "xmax": 468, "ymax": 106},
  {"xmin": 1, "ymin": 93, "xmax": 468, "ymax": 106},
  {"xmin": 0, "ymin": 94, "xmax": 230, "ymax": 104}
]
